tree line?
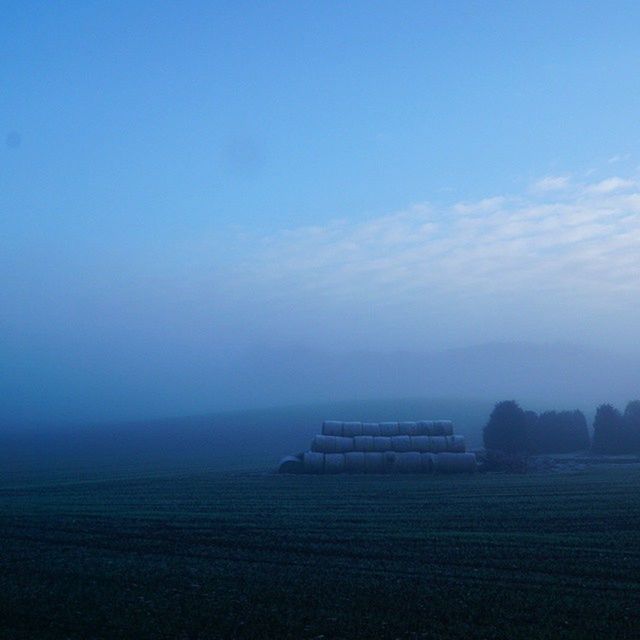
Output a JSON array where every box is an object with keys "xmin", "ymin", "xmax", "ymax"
[{"xmin": 484, "ymin": 400, "xmax": 640, "ymax": 455}]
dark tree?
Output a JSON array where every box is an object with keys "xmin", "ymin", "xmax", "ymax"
[
  {"xmin": 623, "ymin": 400, "xmax": 640, "ymax": 452},
  {"xmin": 524, "ymin": 410, "xmax": 539, "ymax": 453},
  {"xmin": 528, "ymin": 409, "xmax": 590, "ymax": 454},
  {"xmin": 483, "ymin": 401, "xmax": 528, "ymax": 453},
  {"xmin": 570, "ymin": 410, "xmax": 590, "ymax": 451},
  {"xmin": 531, "ymin": 411, "xmax": 556, "ymax": 454},
  {"xmin": 592, "ymin": 404, "xmax": 625, "ymax": 454}
]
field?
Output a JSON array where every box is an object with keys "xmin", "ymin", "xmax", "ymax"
[{"xmin": 2, "ymin": 466, "xmax": 640, "ymax": 639}]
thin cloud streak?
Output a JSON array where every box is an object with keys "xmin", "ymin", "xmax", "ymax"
[
  {"xmin": 205, "ymin": 172, "xmax": 639, "ymax": 353},
  {"xmin": 238, "ymin": 174, "xmax": 640, "ymax": 305}
]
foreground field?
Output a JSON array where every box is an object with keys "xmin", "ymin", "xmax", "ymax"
[{"xmin": 1, "ymin": 468, "xmax": 640, "ymax": 639}]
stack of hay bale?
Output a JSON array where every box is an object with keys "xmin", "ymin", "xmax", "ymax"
[{"xmin": 278, "ymin": 420, "xmax": 476, "ymax": 474}]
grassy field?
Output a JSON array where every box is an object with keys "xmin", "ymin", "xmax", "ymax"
[{"xmin": 1, "ymin": 467, "xmax": 640, "ymax": 639}]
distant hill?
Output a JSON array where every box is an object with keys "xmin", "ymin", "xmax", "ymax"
[{"xmin": 2, "ymin": 341, "xmax": 637, "ymax": 425}]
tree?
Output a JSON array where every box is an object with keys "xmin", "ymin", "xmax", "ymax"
[
  {"xmin": 570, "ymin": 410, "xmax": 590, "ymax": 452},
  {"xmin": 623, "ymin": 400, "xmax": 640, "ymax": 452},
  {"xmin": 483, "ymin": 401, "xmax": 528, "ymax": 453},
  {"xmin": 524, "ymin": 410, "xmax": 539, "ymax": 452},
  {"xmin": 525, "ymin": 409, "xmax": 590, "ymax": 454},
  {"xmin": 531, "ymin": 411, "xmax": 556, "ymax": 454},
  {"xmin": 592, "ymin": 404, "xmax": 625, "ymax": 454}
]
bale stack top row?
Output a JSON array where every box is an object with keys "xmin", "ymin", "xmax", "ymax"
[{"xmin": 278, "ymin": 420, "xmax": 477, "ymax": 474}]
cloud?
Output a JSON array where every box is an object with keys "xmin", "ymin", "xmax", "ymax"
[
  {"xmin": 586, "ymin": 177, "xmax": 636, "ymax": 194},
  {"xmin": 607, "ymin": 154, "xmax": 630, "ymax": 164},
  {"xmin": 531, "ymin": 175, "xmax": 571, "ymax": 193},
  {"xmin": 235, "ymin": 174, "xmax": 640, "ymax": 315}
]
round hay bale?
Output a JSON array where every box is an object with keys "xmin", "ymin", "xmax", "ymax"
[
  {"xmin": 428, "ymin": 422, "xmax": 444, "ymax": 436},
  {"xmin": 324, "ymin": 453, "xmax": 346, "ymax": 474},
  {"xmin": 445, "ymin": 435, "xmax": 466, "ymax": 453},
  {"xmin": 361, "ymin": 422, "xmax": 381, "ymax": 436},
  {"xmin": 416, "ymin": 421, "xmax": 434, "ymax": 435},
  {"xmin": 430, "ymin": 436, "xmax": 447, "ymax": 453},
  {"xmin": 398, "ymin": 422, "xmax": 418, "ymax": 435},
  {"xmin": 364, "ymin": 452, "xmax": 385, "ymax": 473},
  {"xmin": 334, "ymin": 436, "xmax": 355, "ymax": 453},
  {"xmin": 322, "ymin": 421, "xmax": 343, "ymax": 436},
  {"xmin": 278, "ymin": 455, "xmax": 303, "ymax": 474},
  {"xmin": 373, "ymin": 436, "xmax": 392, "ymax": 452},
  {"xmin": 394, "ymin": 452, "xmax": 422, "ymax": 473},
  {"xmin": 344, "ymin": 451, "xmax": 365, "ymax": 473},
  {"xmin": 303, "ymin": 451, "xmax": 324, "ymax": 474},
  {"xmin": 383, "ymin": 451, "xmax": 397, "ymax": 471},
  {"xmin": 342, "ymin": 421, "xmax": 363, "ymax": 437},
  {"xmin": 430, "ymin": 420, "xmax": 454, "ymax": 436},
  {"xmin": 391, "ymin": 435, "xmax": 411, "ymax": 452},
  {"xmin": 379, "ymin": 422, "xmax": 399, "ymax": 436},
  {"xmin": 434, "ymin": 452, "xmax": 477, "ymax": 473},
  {"xmin": 420, "ymin": 452, "xmax": 435, "ymax": 473},
  {"xmin": 353, "ymin": 435, "xmax": 375, "ymax": 452},
  {"xmin": 311, "ymin": 435, "xmax": 336, "ymax": 453},
  {"xmin": 439, "ymin": 420, "xmax": 454, "ymax": 436},
  {"xmin": 410, "ymin": 436, "xmax": 431, "ymax": 452}
]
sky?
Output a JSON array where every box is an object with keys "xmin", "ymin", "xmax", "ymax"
[{"xmin": 2, "ymin": 1, "xmax": 640, "ymax": 422}]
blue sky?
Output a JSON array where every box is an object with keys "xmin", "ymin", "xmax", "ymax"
[
  {"xmin": 2, "ymin": 1, "xmax": 640, "ymax": 421},
  {"xmin": 4, "ymin": 1, "xmax": 640, "ymax": 233}
]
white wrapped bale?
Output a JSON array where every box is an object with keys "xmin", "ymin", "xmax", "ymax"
[
  {"xmin": 361, "ymin": 422, "xmax": 381, "ymax": 436},
  {"xmin": 410, "ymin": 436, "xmax": 431, "ymax": 452},
  {"xmin": 342, "ymin": 421, "xmax": 363, "ymax": 437},
  {"xmin": 303, "ymin": 451, "xmax": 324, "ymax": 474},
  {"xmin": 420, "ymin": 452, "xmax": 435, "ymax": 473},
  {"xmin": 344, "ymin": 451, "xmax": 365, "ymax": 473},
  {"xmin": 415, "ymin": 421, "xmax": 432, "ymax": 435},
  {"xmin": 440, "ymin": 420, "xmax": 454, "ymax": 436},
  {"xmin": 429, "ymin": 421, "xmax": 443, "ymax": 435},
  {"xmin": 324, "ymin": 453, "xmax": 346, "ymax": 474},
  {"xmin": 322, "ymin": 421, "xmax": 343, "ymax": 436},
  {"xmin": 430, "ymin": 420, "xmax": 454, "ymax": 436},
  {"xmin": 278, "ymin": 455, "xmax": 303, "ymax": 474},
  {"xmin": 353, "ymin": 435, "xmax": 375, "ymax": 452},
  {"xmin": 311, "ymin": 435, "xmax": 335, "ymax": 453},
  {"xmin": 445, "ymin": 435, "xmax": 466, "ymax": 453},
  {"xmin": 373, "ymin": 436, "xmax": 392, "ymax": 452},
  {"xmin": 398, "ymin": 421, "xmax": 418, "ymax": 435},
  {"xmin": 391, "ymin": 435, "xmax": 411, "ymax": 452},
  {"xmin": 434, "ymin": 452, "xmax": 476, "ymax": 473},
  {"xmin": 335, "ymin": 436, "xmax": 354, "ymax": 453},
  {"xmin": 383, "ymin": 451, "xmax": 397, "ymax": 470},
  {"xmin": 364, "ymin": 452, "xmax": 385, "ymax": 473},
  {"xmin": 416, "ymin": 420, "xmax": 434, "ymax": 435},
  {"xmin": 311, "ymin": 435, "xmax": 354, "ymax": 453},
  {"xmin": 379, "ymin": 422, "xmax": 399, "ymax": 436},
  {"xmin": 430, "ymin": 436, "xmax": 447, "ymax": 453},
  {"xmin": 394, "ymin": 452, "xmax": 422, "ymax": 473}
]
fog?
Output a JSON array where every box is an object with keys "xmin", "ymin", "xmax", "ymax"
[
  {"xmin": 3, "ymin": 173, "xmax": 640, "ymax": 424},
  {"xmin": 2, "ymin": 3, "xmax": 640, "ymax": 426}
]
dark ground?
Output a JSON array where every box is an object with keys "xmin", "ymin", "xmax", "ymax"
[{"xmin": 1, "ymin": 467, "xmax": 640, "ymax": 639}]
